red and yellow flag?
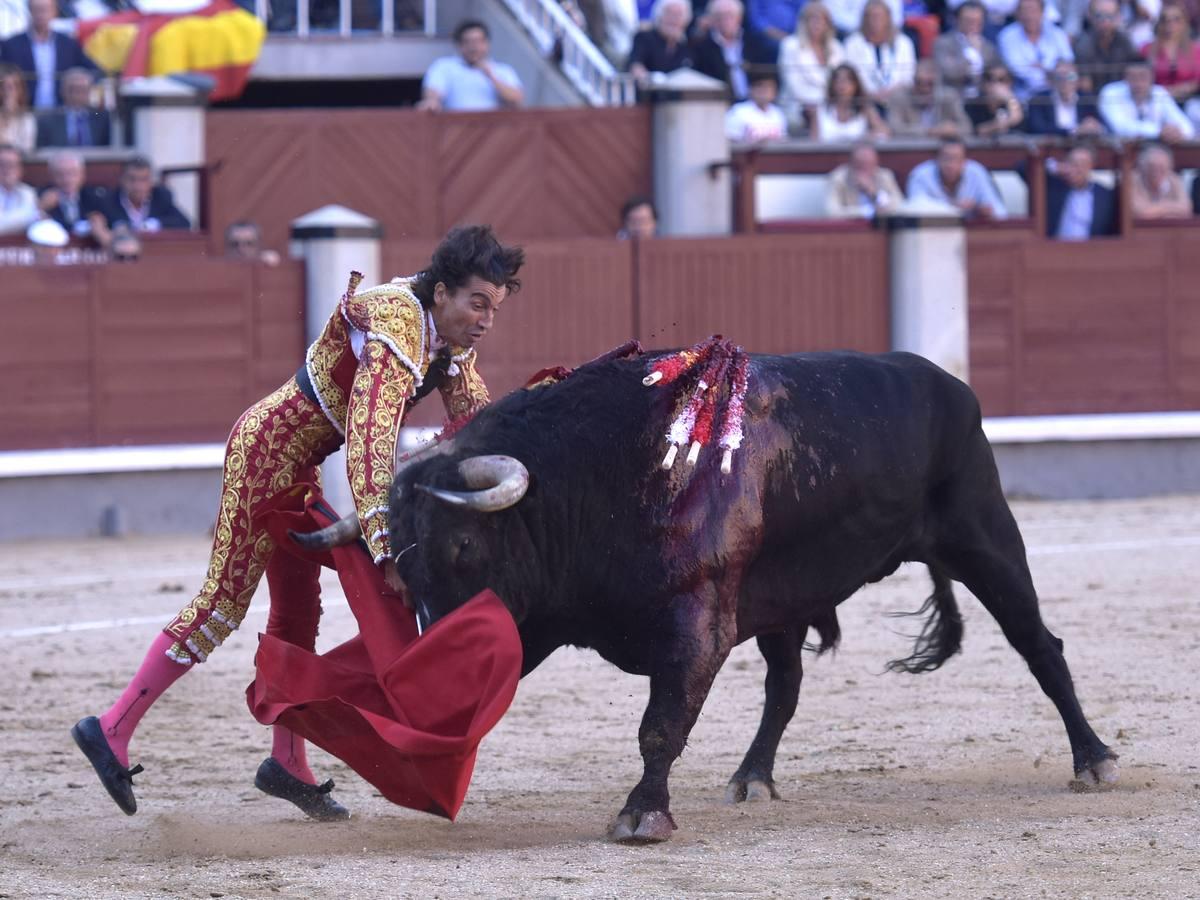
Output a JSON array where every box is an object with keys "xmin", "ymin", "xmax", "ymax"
[{"xmin": 80, "ymin": 0, "xmax": 265, "ymax": 102}]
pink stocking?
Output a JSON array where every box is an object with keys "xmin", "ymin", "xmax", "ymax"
[
  {"xmin": 271, "ymin": 725, "xmax": 316, "ymax": 784},
  {"xmin": 97, "ymin": 632, "xmax": 192, "ymax": 767}
]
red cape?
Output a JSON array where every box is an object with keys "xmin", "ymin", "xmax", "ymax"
[{"xmin": 246, "ymin": 486, "xmax": 522, "ymax": 820}]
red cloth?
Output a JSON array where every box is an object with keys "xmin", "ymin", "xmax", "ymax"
[{"xmin": 246, "ymin": 486, "xmax": 522, "ymax": 820}]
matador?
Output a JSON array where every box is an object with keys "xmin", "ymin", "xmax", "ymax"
[{"xmin": 72, "ymin": 225, "xmax": 525, "ymax": 820}]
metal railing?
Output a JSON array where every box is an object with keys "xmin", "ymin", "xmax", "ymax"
[
  {"xmin": 496, "ymin": 0, "xmax": 635, "ymax": 107},
  {"xmin": 253, "ymin": 0, "xmax": 436, "ymax": 37}
]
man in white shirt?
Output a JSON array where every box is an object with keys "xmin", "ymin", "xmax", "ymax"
[
  {"xmin": 0, "ymin": 142, "xmax": 37, "ymax": 234},
  {"xmin": 997, "ymin": 0, "xmax": 1074, "ymax": 100},
  {"xmin": 418, "ymin": 20, "xmax": 524, "ymax": 112},
  {"xmin": 1098, "ymin": 61, "xmax": 1195, "ymax": 142},
  {"xmin": 725, "ymin": 71, "xmax": 789, "ymax": 143}
]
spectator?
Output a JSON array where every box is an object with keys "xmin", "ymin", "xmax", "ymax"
[
  {"xmin": 618, "ymin": 195, "xmax": 658, "ymax": 238},
  {"xmin": 0, "ymin": 0, "xmax": 97, "ymax": 110},
  {"xmin": 1073, "ymin": 0, "xmax": 1141, "ymax": 92},
  {"xmin": 934, "ymin": 1, "xmax": 1004, "ymax": 99},
  {"xmin": 826, "ymin": 0, "xmax": 905, "ymax": 38},
  {"xmin": 225, "ymin": 220, "xmax": 281, "ymax": 265},
  {"xmin": 745, "ymin": 0, "xmax": 804, "ymax": 52},
  {"xmin": 1142, "ymin": 3, "xmax": 1200, "ymax": 107},
  {"xmin": 109, "ymin": 226, "xmax": 141, "ymax": 263},
  {"xmin": 1024, "ymin": 60, "xmax": 1107, "ymax": 133},
  {"xmin": 824, "ymin": 140, "xmax": 904, "ymax": 217},
  {"xmin": 906, "ymin": 137, "xmax": 1008, "ymax": 219},
  {"xmin": 1129, "ymin": 142, "xmax": 1192, "ymax": 217},
  {"xmin": 627, "ymin": 0, "xmax": 696, "ymax": 84},
  {"xmin": 998, "ymin": 0, "xmax": 1075, "ymax": 100},
  {"xmin": 1038, "ymin": 145, "xmax": 1118, "ymax": 238},
  {"xmin": 965, "ymin": 63, "xmax": 1028, "ymax": 134},
  {"xmin": 812, "ymin": 62, "xmax": 890, "ymax": 139},
  {"xmin": 35, "ymin": 67, "xmax": 110, "ymax": 148},
  {"xmin": 693, "ymin": 0, "xmax": 777, "ymax": 101},
  {"xmin": 37, "ymin": 148, "xmax": 106, "ymax": 236},
  {"xmin": 779, "ymin": 2, "xmax": 846, "ymax": 127},
  {"xmin": 1098, "ymin": 59, "xmax": 1196, "ymax": 137},
  {"xmin": 417, "ymin": 20, "xmax": 524, "ymax": 112},
  {"xmin": 0, "ymin": 61, "xmax": 31, "ymax": 152},
  {"xmin": 92, "ymin": 156, "xmax": 190, "ymax": 247},
  {"xmin": 887, "ymin": 59, "xmax": 973, "ymax": 137},
  {"xmin": 725, "ymin": 69, "xmax": 789, "ymax": 141},
  {"xmin": 844, "ymin": 0, "xmax": 916, "ymax": 104},
  {"xmin": 0, "ymin": 141, "xmax": 36, "ymax": 234}
]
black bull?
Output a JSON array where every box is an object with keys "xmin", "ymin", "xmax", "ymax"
[{"xmin": 323, "ymin": 350, "xmax": 1118, "ymax": 841}]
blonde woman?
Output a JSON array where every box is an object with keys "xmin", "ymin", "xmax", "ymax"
[
  {"xmin": 844, "ymin": 0, "xmax": 916, "ymax": 103},
  {"xmin": 0, "ymin": 64, "xmax": 34, "ymax": 154},
  {"xmin": 779, "ymin": 2, "xmax": 846, "ymax": 126}
]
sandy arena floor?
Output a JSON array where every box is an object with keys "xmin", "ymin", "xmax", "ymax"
[{"xmin": 0, "ymin": 496, "xmax": 1198, "ymax": 899}]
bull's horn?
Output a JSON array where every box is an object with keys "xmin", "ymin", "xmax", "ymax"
[
  {"xmin": 289, "ymin": 436, "xmax": 459, "ymax": 550},
  {"xmin": 416, "ymin": 455, "xmax": 529, "ymax": 512}
]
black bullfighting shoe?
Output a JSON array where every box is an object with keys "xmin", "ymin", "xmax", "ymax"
[
  {"xmin": 71, "ymin": 716, "xmax": 143, "ymax": 816},
  {"xmin": 254, "ymin": 757, "xmax": 351, "ymax": 822}
]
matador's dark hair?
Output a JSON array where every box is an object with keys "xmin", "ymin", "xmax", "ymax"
[{"xmin": 411, "ymin": 225, "xmax": 524, "ymax": 309}]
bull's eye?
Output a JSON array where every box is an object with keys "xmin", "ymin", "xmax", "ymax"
[{"xmin": 449, "ymin": 534, "xmax": 472, "ymax": 566}]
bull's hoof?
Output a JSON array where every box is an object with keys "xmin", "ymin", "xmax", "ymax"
[
  {"xmin": 608, "ymin": 809, "xmax": 677, "ymax": 843},
  {"xmin": 724, "ymin": 776, "xmax": 780, "ymax": 804},
  {"xmin": 1069, "ymin": 756, "xmax": 1120, "ymax": 793}
]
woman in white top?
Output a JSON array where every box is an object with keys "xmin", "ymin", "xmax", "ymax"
[
  {"xmin": 843, "ymin": 0, "xmax": 917, "ymax": 103},
  {"xmin": 0, "ymin": 65, "xmax": 35, "ymax": 154},
  {"xmin": 779, "ymin": 2, "xmax": 847, "ymax": 127},
  {"xmin": 812, "ymin": 62, "xmax": 890, "ymax": 140}
]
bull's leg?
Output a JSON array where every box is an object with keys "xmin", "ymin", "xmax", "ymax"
[
  {"xmin": 935, "ymin": 485, "xmax": 1117, "ymax": 789},
  {"xmin": 725, "ymin": 627, "xmax": 807, "ymax": 804},
  {"xmin": 610, "ymin": 593, "xmax": 734, "ymax": 844}
]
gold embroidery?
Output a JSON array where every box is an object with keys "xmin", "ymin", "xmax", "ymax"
[
  {"xmin": 439, "ymin": 349, "xmax": 491, "ymax": 421},
  {"xmin": 305, "ymin": 313, "xmax": 351, "ymax": 432}
]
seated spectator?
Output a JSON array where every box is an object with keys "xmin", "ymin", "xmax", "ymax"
[
  {"xmin": 779, "ymin": 2, "xmax": 846, "ymax": 128},
  {"xmin": 1099, "ymin": 59, "xmax": 1196, "ymax": 137},
  {"xmin": 0, "ymin": 62, "xmax": 32, "ymax": 152},
  {"xmin": 109, "ymin": 226, "xmax": 142, "ymax": 263},
  {"xmin": 618, "ymin": 195, "xmax": 658, "ymax": 238},
  {"xmin": 843, "ymin": 0, "xmax": 916, "ymax": 104},
  {"xmin": 417, "ymin": 20, "xmax": 524, "ymax": 112},
  {"xmin": 225, "ymin": 220, "xmax": 280, "ymax": 265},
  {"xmin": 934, "ymin": 1, "xmax": 1003, "ymax": 99},
  {"xmin": 745, "ymin": 0, "xmax": 804, "ymax": 54},
  {"xmin": 725, "ymin": 69, "xmax": 789, "ymax": 141},
  {"xmin": 887, "ymin": 59, "xmax": 972, "ymax": 137},
  {"xmin": 1073, "ymin": 0, "xmax": 1142, "ymax": 92},
  {"xmin": 965, "ymin": 63, "xmax": 1028, "ymax": 135},
  {"xmin": 0, "ymin": 141, "xmax": 36, "ymax": 234},
  {"xmin": 1037, "ymin": 145, "xmax": 1117, "ymax": 239},
  {"xmin": 906, "ymin": 137, "xmax": 1008, "ymax": 219},
  {"xmin": 627, "ymin": 0, "xmax": 696, "ymax": 85},
  {"xmin": 826, "ymin": 0, "xmax": 904, "ymax": 38},
  {"xmin": 36, "ymin": 67, "xmax": 110, "ymax": 148},
  {"xmin": 824, "ymin": 140, "xmax": 903, "ymax": 217},
  {"xmin": 693, "ymin": 0, "xmax": 777, "ymax": 101},
  {"xmin": 1025, "ymin": 60, "xmax": 1107, "ymax": 134},
  {"xmin": 998, "ymin": 0, "xmax": 1074, "ymax": 101},
  {"xmin": 1142, "ymin": 3, "xmax": 1200, "ymax": 107},
  {"xmin": 37, "ymin": 148, "xmax": 106, "ymax": 237},
  {"xmin": 812, "ymin": 63, "xmax": 890, "ymax": 140},
  {"xmin": 1129, "ymin": 142, "xmax": 1192, "ymax": 217},
  {"xmin": 0, "ymin": 0, "xmax": 98, "ymax": 109},
  {"xmin": 91, "ymin": 156, "xmax": 190, "ymax": 247}
]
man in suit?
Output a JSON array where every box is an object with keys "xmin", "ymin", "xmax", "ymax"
[
  {"xmin": 692, "ymin": 0, "xmax": 777, "ymax": 102},
  {"xmin": 36, "ymin": 148, "xmax": 106, "ymax": 236},
  {"xmin": 933, "ymin": 1, "xmax": 1003, "ymax": 99},
  {"xmin": 36, "ymin": 66, "xmax": 109, "ymax": 147},
  {"xmin": 1024, "ymin": 60, "xmax": 1105, "ymax": 137},
  {"xmin": 91, "ymin": 156, "xmax": 189, "ymax": 247},
  {"xmin": 1043, "ymin": 145, "xmax": 1117, "ymax": 240},
  {"xmin": 0, "ymin": 0, "xmax": 98, "ymax": 109}
]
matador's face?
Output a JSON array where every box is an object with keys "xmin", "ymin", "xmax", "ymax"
[{"xmin": 431, "ymin": 276, "xmax": 507, "ymax": 350}]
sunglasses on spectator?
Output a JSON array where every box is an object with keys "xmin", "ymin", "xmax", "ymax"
[
  {"xmin": 1054, "ymin": 71, "xmax": 1079, "ymax": 81},
  {"xmin": 988, "ymin": 73, "xmax": 1012, "ymax": 83},
  {"xmin": 229, "ymin": 239, "xmax": 257, "ymax": 248},
  {"xmin": 113, "ymin": 252, "xmax": 140, "ymax": 262},
  {"xmin": 1092, "ymin": 11, "xmax": 1118, "ymax": 20}
]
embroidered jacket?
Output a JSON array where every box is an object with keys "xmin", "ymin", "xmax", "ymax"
[{"xmin": 304, "ymin": 276, "xmax": 490, "ymax": 564}]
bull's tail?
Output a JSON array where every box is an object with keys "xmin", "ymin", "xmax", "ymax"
[{"xmin": 886, "ymin": 567, "xmax": 963, "ymax": 674}]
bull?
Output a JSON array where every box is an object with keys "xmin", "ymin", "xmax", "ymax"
[{"xmin": 299, "ymin": 349, "xmax": 1118, "ymax": 842}]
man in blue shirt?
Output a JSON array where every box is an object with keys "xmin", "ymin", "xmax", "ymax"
[
  {"xmin": 1042, "ymin": 145, "xmax": 1116, "ymax": 240},
  {"xmin": 996, "ymin": 0, "xmax": 1073, "ymax": 101},
  {"xmin": 906, "ymin": 137, "xmax": 1008, "ymax": 220},
  {"xmin": 0, "ymin": 0, "xmax": 98, "ymax": 109},
  {"xmin": 419, "ymin": 20, "xmax": 525, "ymax": 112},
  {"xmin": 745, "ymin": 0, "xmax": 804, "ymax": 52}
]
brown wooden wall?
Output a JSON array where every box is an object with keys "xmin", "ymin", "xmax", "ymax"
[
  {"xmin": 1, "ymin": 260, "xmax": 305, "ymax": 451},
  {"xmin": 967, "ymin": 224, "xmax": 1200, "ymax": 416},
  {"xmin": 206, "ymin": 107, "xmax": 653, "ymax": 254}
]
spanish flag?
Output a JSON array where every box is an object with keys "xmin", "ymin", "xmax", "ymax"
[{"xmin": 80, "ymin": 0, "xmax": 265, "ymax": 102}]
